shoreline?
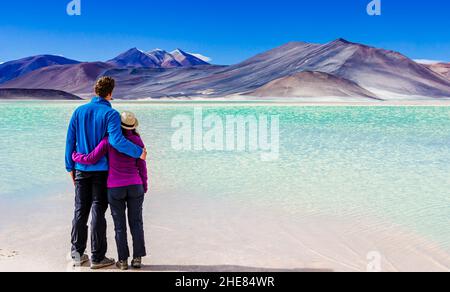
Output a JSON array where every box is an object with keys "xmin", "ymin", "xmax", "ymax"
[
  {"xmin": 0, "ymin": 190, "xmax": 449, "ymax": 272},
  {"xmin": 3, "ymin": 99, "xmax": 450, "ymax": 107}
]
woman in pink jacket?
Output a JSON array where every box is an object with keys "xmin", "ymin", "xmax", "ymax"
[{"xmin": 73, "ymin": 111, "xmax": 148, "ymax": 270}]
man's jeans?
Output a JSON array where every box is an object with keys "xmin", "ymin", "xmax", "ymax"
[
  {"xmin": 71, "ymin": 171, "xmax": 109, "ymax": 263},
  {"xmin": 108, "ymin": 185, "xmax": 146, "ymax": 261}
]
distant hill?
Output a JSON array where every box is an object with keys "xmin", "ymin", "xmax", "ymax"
[
  {"xmin": 0, "ymin": 62, "xmax": 114, "ymax": 99},
  {"xmin": 0, "ymin": 55, "xmax": 80, "ymax": 84},
  {"xmin": 251, "ymin": 71, "xmax": 379, "ymax": 99},
  {"xmin": 424, "ymin": 63, "xmax": 450, "ymax": 80},
  {"xmin": 0, "ymin": 88, "xmax": 81, "ymax": 100}
]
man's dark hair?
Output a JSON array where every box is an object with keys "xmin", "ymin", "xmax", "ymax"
[{"xmin": 95, "ymin": 77, "xmax": 115, "ymax": 98}]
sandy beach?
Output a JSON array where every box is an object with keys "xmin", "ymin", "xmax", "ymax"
[{"xmin": 0, "ymin": 188, "xmax": 448, "ymax": 272}]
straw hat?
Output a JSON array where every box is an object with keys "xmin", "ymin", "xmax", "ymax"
[{"xmin": 121, "ymin": 111, "xmax": 139, "ymax": 130}]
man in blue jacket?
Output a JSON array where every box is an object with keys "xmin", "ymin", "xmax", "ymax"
[{"xmin": 65, "ymin": 77, "xmax": 147, "ymax": 269}]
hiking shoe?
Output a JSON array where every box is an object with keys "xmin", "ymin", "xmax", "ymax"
[
  {"xmin": 90, "ymin": 257, "xmax": 115, "ymax": 270},
  {"xmin": 73, "ymin": 254, "xmax": 89, "ymax": 267},
  {"xmin": 116, "ymin": 260, "xmax": 129, "ymax": 271},
  {"xmin": 131, "ymin": 257, "xmax": 142, "ymax": 269}
]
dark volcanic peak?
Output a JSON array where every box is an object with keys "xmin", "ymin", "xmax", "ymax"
[{"xmin": 332, "ymin": 38, "xmax": 353, "ymax": 44}]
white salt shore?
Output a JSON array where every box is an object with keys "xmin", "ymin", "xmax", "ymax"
[{"xmin": 0, "ymin": 189, "xmax": 448, "ymax": 272}]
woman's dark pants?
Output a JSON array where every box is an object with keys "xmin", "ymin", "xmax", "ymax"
[{"xmin": 108, "ymin": 185, "xmax": 146, "ymax": 261}]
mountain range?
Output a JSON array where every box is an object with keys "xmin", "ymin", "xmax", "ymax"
[
  {"xmin": 107, "ymin": 48, "xmax": 209, "ymax": 68},
  {"xmin": 1, "ymin": 40, "xmax": 450, "ymax": 100}
]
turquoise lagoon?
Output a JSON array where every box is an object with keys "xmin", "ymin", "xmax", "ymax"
[{"xmin": 0, "ymin": 101, "xmax": 449, "ymax": 252}]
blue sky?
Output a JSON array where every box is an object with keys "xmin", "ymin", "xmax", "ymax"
[{"xmin": 0, "ymin": 0, "xmax": 450, "ymax": 64}]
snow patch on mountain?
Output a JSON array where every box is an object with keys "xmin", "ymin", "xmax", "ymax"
[
  {"xmin": 189, "ymin": 53, "xmax": 212, "ymax": 62},
  {"xmin": 414, "ymin": 59, "xmax": 445, "ymax": 65}
]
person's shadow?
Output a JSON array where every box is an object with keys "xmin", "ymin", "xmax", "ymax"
[
  {"xmin": 82, "ymin": 262, "xmax": 332, "ymax": 272},
  {"xmin": 138, "ymin": 264, "xmax": 332, "ymax": 272}
]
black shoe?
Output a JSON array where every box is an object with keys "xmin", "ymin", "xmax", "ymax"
[
  {"xmin": 131, "ymin": 257, "xmax": 142, "ymax": 269},
  {"xmin": 91, "ymin": 257, "xmax": 115, "ymax": 270},
  {"xmin": 116, "ymin": 260, "xmax": 129, "ymax": 271}
]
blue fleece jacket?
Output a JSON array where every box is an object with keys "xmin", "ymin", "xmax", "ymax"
[{"xmin": 65, "ymin": 97, "xmax": 143, "ymax": 172}]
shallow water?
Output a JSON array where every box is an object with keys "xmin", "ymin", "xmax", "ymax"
[{"xmin": 0, "ymin": 101, "xmax": 449, "ymax": 251}]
